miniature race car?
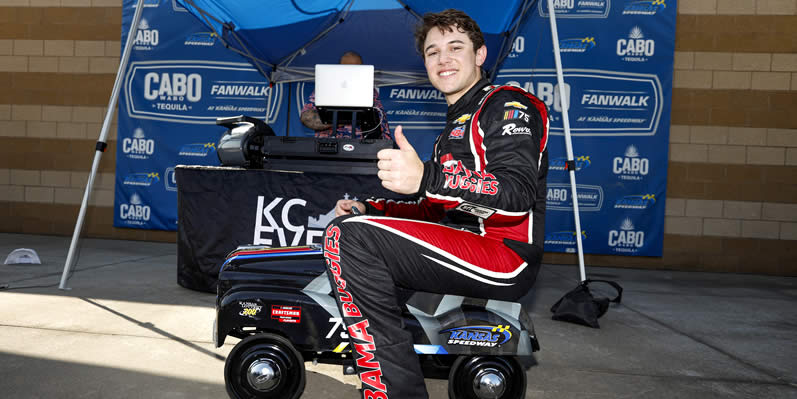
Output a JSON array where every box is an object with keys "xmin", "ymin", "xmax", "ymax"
[{"xmin": 214, "ymin": 244, "xmax": 540, "ymax": 399}]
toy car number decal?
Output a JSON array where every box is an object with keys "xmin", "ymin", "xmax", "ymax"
[{"xmin": 326, "ymin": 317, "xmax": 349, "ymax": 339}]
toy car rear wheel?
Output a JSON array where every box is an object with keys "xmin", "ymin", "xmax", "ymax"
[
  {"xmin": 448, "ymin": 355, "xmax": 526, "ymax": 399},
  {"xmin": 224, "ymin": 333, "xmax": 306, "ymax": 399}
]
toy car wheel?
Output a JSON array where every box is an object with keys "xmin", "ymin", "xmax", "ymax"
[
  {"xmin": 448, "ymin": 355, "xmax": 526, "ymax": 399},
  {"xmin": 224, "ymin": 333, "xmax": 306, "ymax": 399}
]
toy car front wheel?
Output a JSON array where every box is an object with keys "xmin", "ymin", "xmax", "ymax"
[
  {"xmin": 448, "ymin": 355, "xmax": 526, "ymax": 399},
  {"xmin": 224, "ymin": 333, "xmax": 306, "ymax": 399}
]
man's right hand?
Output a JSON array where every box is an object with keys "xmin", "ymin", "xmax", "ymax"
[{"xmin": 335, "ymin": 200, "xmax": 365, "ymax": 217}]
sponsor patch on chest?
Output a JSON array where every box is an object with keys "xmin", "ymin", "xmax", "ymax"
[
  {"xmin": 449, "ymin": 126, "xmax": 466, "ymax": 139},
  {"xmin": 454, "ymin": 114, "xmax": 472, "ymax": 124}
]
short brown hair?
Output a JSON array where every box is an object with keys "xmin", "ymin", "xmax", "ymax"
[{"xmin": 414, "ymin": 9, "xmax": 485, "ymax": 57}]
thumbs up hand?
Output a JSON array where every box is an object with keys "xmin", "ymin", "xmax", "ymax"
[{"xmin": 376, "ymin": 126, "xmax": 424, "ymax": 195}]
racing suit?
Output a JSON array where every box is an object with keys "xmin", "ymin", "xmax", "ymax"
[{"xmin": 323, "ymin": 78, "xmax": 549, "ymax": 399}]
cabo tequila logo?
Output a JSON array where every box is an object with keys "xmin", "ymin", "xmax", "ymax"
[
  {"xmin": 123, "ymin": 172, "xmax": 160, "ymax": 187},
  {"xmin": 559, "ymin": 37, "xmax": 596, "ymax": 53},
  {"xmin": 508, "ymin": 36, "xmax": 525, "ymax": 59},
  {"xmin": 119, "ymin": 193, "xmax": 151, "ymax": 225},
  {"xmin": 179, "ymin": 142, "xmax": 216, "ymax": 157},
  {"xmin": 614, "ymin": 194, "xmax": 656, "ymax": 209},
  {"xmin": 617, "ymin": 26, "xmax": 655, "ymax": 62},
  {"xmin": 134, "ymin": 19, "xmax": 159, "ymax": 50},
  {"xmin": 122, "ymin": 128, "xmax": 155, "ymax": 160},
  {"xmin": 623, "ymin": 0, "xmax": 666, "ymax": 15},
  {"xmin": 613, "ymin": 145, "xmax": 649, "ymax": 181},
  {"xmin": 440, "ymin": 325, "xmax": 512, "ymax": 347},
  {"xmin": 608, "ymin": 218, "xmax": 645, "ymax": 253},
  {"xmin": 144, "ymin": 72, "xmax": 202, "ymax": 105}
]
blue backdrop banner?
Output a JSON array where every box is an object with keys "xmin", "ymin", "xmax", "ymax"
[{"xmin": 115, "ymin": 0, "xmax": 675, "ymax": 257}]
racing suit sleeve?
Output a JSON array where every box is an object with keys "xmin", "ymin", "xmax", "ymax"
[
  {"xmin": 418, "ymin": 90, "xmax": 547, "ymax": 214},
  {"xmin": 363, "ymin": 196, "xmax": 446, "ymax": 221}
]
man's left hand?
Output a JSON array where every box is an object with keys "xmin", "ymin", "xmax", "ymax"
[{"xmin": 377, "ymin": 126, "xmax": 423, "ymax": 195}]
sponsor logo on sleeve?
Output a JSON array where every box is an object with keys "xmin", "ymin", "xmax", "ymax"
[
  {"xmin": 503, "ymin": 101, "xmax": 527, "ymax": 110},
  {"xmin": 501, "ymin": 123, "xmax": 532, "ymax": 136},
  {"xmin": 503, "ymin": 109, "xmax": 530, "ymax": 122}
]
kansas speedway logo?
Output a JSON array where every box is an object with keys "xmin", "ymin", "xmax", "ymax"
[{"xmin": 440, "ymin": 325, "xmax": 512, "ymax": 347}]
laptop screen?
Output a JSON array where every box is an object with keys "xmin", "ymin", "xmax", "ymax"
[{"xmin": 314, "ymin": 64, "xmax": 374, "ymax": 108}]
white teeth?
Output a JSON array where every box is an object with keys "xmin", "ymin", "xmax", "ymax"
[{"xmin": 440, "ymin": 71, "xmax": 456, "ymax": 77}]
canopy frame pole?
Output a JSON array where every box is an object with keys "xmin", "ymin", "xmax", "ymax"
[
  {"xmin": 276, "ymin": 1, "xmax": 355, "ymax": 73},
  {"xmin": 488, "ymin": 0, "xmax": 536, "ymax": 81},
  {"xmin": 546, "ymin": 0, "xmax": 586, "ymax": 282},
  {"xmin": 58, "ymin": 0, "xmax": 147, "ymax": 290},
  {"xmin": 181, "ymin": 0, "xmax": 275, "ymax": 79}
]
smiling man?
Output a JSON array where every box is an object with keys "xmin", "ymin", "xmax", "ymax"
[{"xmin": 323, "ymin": 9, "xmax": 549, "ymax": 399}]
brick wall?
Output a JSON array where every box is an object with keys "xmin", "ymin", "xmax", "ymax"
[{"xmin": 1, "ymin": 0, "xmax": 795, "ymax": 273}]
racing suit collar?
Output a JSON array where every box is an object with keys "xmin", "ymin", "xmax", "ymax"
[{"xmin": 446, "ymin": 78, "xmax": 491, "ymax": 119}]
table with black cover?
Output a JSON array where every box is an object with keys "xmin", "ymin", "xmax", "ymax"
[{"xmin": 176, "ymin": 165, "xmax": 400, "ymax": 292}]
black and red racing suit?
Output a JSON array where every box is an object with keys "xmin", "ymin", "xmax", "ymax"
[{"xmin": 323, "ymin": 78, "xmax": 549, "ymax": 399}]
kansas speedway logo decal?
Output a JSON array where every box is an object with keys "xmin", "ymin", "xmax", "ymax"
[{"xmin": 440, "ymin": 325, "xmax": 512, "ymax": 347}]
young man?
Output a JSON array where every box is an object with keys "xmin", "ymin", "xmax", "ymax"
[{"xmin": 324, "ymin": 9, "xmax": 548, "ymax": 399}]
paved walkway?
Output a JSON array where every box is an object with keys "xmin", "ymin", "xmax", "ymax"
[{"xmin": 1, "ymin": 233, "xmax": 795, "ymax": 398}]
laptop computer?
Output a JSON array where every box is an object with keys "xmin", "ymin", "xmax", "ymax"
[{"xmin": 314, "ymin": 64, "xmax": 374, "ymax": 108}]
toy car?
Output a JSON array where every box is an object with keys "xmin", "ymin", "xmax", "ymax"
[{"xmin": 214, "ymin": 244, "xmax": 540, "ymax": 399}]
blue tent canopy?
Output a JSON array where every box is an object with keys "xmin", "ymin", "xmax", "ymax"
[{"xmin": 176, "ymin": 0, "xmax": 534, "ymax": 85}]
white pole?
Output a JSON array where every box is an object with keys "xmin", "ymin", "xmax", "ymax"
[
  {"xmin": 59, "ymin": 0, "xmax": 147, "ymax": 290},
  {"xmin": 546, "ymin": 0, "xmax": 587, "ymax": 282}
]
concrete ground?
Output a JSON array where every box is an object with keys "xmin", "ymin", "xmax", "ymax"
[{"xmin": 0, "ymin": 232, "xmax": 795, "ymax": 399}]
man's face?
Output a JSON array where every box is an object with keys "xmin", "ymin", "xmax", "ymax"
[
  {"xmin": 423, "ymin": 26, "xmax": 486, "ymax": 105},
  {"xmin": 340, "ymin": 54, "xmax": 362, "ymax": 65}
]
